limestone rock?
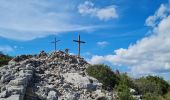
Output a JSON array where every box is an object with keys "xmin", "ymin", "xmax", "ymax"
[
  {"xmin": 47, "ymin": 91, "xmax": 58, "ymax": 100},
  {"xmin": 5, "ymin": 95, "xmax": 22, "ymax": 100},
  {"xmin": 0, "ymin": 51, "xmax": 115, "ymax": 100},
  {"xmin": 0, "ymin": 91, "xmax": 8, "ymax": 98},
  {"xmin": 9, "ymin": 77, "xmax": 27, "ymax": 86},
  {"xmin": 7, "ymin": 85, "xmax": 25, "ymax": 95}
]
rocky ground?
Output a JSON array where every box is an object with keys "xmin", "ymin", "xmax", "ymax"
[{"xmin": 0, "ymin": 51, "xmax": 117, "ymax": 100}]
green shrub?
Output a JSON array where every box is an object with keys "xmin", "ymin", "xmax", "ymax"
[
  {"xmin": 134, "ymin": 76, "xmax": 170, "ymax": 95},
  {"xmin": 135, "ymin": 79, "xmax": 160, "ymax": 94},
  {"xmin": 146, "ymin": 76, "xmax": 170, "ymax": 94},
  {"xmin": 116, "ymin": 83, "xmax": 135, "ymax": 100},
  {"xmin": 164, "ymin": 92, "xmax": 170, "ymax": 100},
  {"xmin": 0, "ymin": 52, "xmax": 12, "ymax": 67},
  {"xmin": 117, "ymin": 74, "xmax": 134, "ymax": 88},
  {"xmin": 86, "ymin": 64, "xmax": 119, "ymax": 90},
  {"xmin": 86, "ymin": 64, "xmax": 170, "ymax": 99},
  {"xmin": 142, "ymin": 93, "xmax": 159, "ymax": 100}
]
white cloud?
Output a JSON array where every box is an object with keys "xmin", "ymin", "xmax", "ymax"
[
  {"xmin": 78, "ymin": 1, "xmax": 118, "ymax": 20},
  {"xmin": 88, "ymin": 55, "xmax": 105, "ymax": 64},
  {"xmin": 96, "ymin": 6, "xmax": 118, "ymax": 20},
  {"xmin": 0, "ymin": 0, "xmax": 103, "ymax": 41},
  {"xmin": 78, "ymin": 1, "xmax": 97, "ymax": 15},
  {"xmin": 89, "ymin": 2, "xmax": 170, "ymax": 76},
  {"xmin": 97, "ymin": 41, "xmax": 109, "ymax": 47},
  {"xmin": 145, "ymin": 4, "xmax": 169, "ymax": 27},
  {"xmin": 0, "ymin": 46, "xmax": 13, "ymax": 53}
]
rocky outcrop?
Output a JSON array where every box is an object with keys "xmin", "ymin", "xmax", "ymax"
[{"xmin": 0, "ymin": 51, "xmax": 116, "ymax": 100}]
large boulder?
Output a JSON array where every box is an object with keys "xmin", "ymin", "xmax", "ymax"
[
  {"xmin": 1, "ymin": 73, "xmax": 14, "ymax": 83},
  {"xmin": 47, "ymin": 91, "xmax": 58, "ymax": 100},
  {"xmin": 7, "ymin": 85, "xmax": 25, "ymax": 95},
  {"xmin": 63, "ymin": 73, "xmax": 99, "ymax": 90},
  {"xmin": 8, "ymin": 77, "xmax": 27, "ymax": 86},
  {"xmin": 0, "ymin": 91, "xmax": 8, "ymax": 98}
]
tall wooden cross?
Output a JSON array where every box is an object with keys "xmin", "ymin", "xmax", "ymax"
[
  {"xmin": 73, "ymin": 34, "xmax": 86, "ymax": 57},
  {"xmin": 51, "ymin": 37, "xmax": 60, "ymax": 51}
]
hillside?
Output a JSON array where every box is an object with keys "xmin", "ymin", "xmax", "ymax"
[
  {"xmin": 0, "ymin": 51, "xmax": 170, "ymax": 100},
  {"xmin": 0, "ymin": 51, "xmax": 116, "ymax": 100}
]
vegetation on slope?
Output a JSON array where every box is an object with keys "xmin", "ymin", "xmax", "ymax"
[
  {"xmin": 86, "ymin": 64, "xmax": 119, "ymax": 90},
  {"xmin": 0, "ymin": 53, "xmax": 170, "ymax": 99},
  {"xmin": 134, "ymin": 75, "xmax": 170, "ymax": 100},
  {"xmin": 115, "ymin": 74, "xmax": 135, "ymax": 100},
  {"xmin": 87, "ymin": 64, "xmax": 170, "ymax": 100},
  {"xmin": 0, "ymin": 52, "xmax": 12, "ymax": 67}
]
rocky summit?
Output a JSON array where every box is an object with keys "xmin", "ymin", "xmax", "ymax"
[{"xmin": 0, "ymin": 51, "xmax": 116, "ymax": 100}]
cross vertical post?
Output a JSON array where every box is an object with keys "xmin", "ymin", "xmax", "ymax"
[
  {"xmin": 73, "ymin": 34, "xmax": 86, "ymax": 57},
  {"xmin": 51, "ymin": 37, "xmax": 60, "ymax": 51},
  {"xmin": 78, "ymin": 35, "xmax": 80, "ymax": 57}
]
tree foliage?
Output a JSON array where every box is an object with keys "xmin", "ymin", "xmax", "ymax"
[
  {"xmin": 134, "ymin": 76, "xmax": 170, "ymax": 95},
  {"xmin": 116, "ymin": 83, "xmax": 135, "ymax": 100},
  {"xmin": 116, "ymin": 74, "xmax": 135, "ymax": 100},
  {"xmin": 0, "ymin": 52, "xmax": 12, "ymax": 67},
  {"xmin": 86, "ymin": 64, "xmax": 119, "ymax": 90}
]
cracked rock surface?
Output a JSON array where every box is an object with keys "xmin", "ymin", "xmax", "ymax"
[{"xmin": 0, "ymin": 51, "xmax": 116, "ymax": 100}]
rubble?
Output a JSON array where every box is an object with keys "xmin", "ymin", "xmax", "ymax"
[{"xmin": 0, "ymin": 51, "xmax": 116, "ymax": 100}]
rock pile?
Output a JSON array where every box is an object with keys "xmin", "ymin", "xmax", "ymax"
[{"xmin": 0, "ymin": 51, "xmax": 116, "ymax": 100}]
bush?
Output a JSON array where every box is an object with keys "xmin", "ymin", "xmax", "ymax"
[
  {"xmin": 116, "ymin": 83, "xmax": 135, "ymax": 100},
  {"xmin": 117, "ymin": 74, "xmax": 134, "ymax": 88},
  {"xmin": 164, "ymin": 92, "xmax": 170, "ymax": 100},
  {"xmin": 86, "ymin": 64, "xmax": 119, "ymax": 90},
  {"xmin": 0, "ymin": 52, "xmax": 12, "ymax": 67},
  {"xmin": 87, "ymin": 64, "xmax": 170, "ymax": 99},
  {"xmin": 146, "ymin": 76, "xmax": 170, "ymax": 94},
  {"xmin": 142, "ymin": 93, "xmax": 159, "ymax": 100},
  {"xmin": 134, "ymin": 76, "xmax": 170, "ymax": 95}
]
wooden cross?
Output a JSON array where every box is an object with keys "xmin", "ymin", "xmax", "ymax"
[
  {"xmin": 51, "ymin": 37, "xmax": 60, "ymax": 51},
  {"xmin": 73, "ymin": 34, "xmax": 86, "ymax": 57}
]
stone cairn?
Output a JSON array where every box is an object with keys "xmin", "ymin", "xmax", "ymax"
[{"xmin": 0, "ymin": 51, "xmax": 116, "ymax": 100}]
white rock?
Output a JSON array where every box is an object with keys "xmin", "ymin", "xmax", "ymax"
[
  {"xmin": 25, "ymin": 70, "xmax": 33, "ymax": 74},
  {"xmin": 8, "ymin": 61, "xmax": 17, "ymax": 66},
  {"xmin": 45, "ymin": 71, "xmax": 51, "ymax": 75},
  {"xmin": 46, "ymin": 85, "xmax": 55, "ymax": 90},
  {"xmin": 25, "ymin": 64, "xmax": 33, "ymax": 70},
  {"xmin": 1, "ymin": 73, "xmax": 14, "ymax": 83},
  {"xmin": 47, "ymin": 91, "xmax": 57, "ymax": 100},
  {"xmin": 5, "ymin": 94, "xmax": 22, "ymax": 100},
  {"xmin": 63, "ymin": 73, "xmax": 90, "ymax": 88},
  {"xmin": 65, "ymin": 92, "xmax": 80, "ymax": 100},
  {"xmin": 95, "ymin": 90, "xmax": 105, "ymax": 98},
  {"xmin": 7, "ymin": 86, "xmax": 25, "ymax": 95},
  {"xmin": 133, "ymin": 95, "xmax": 142, "ymax": 100},
  {"xmin": 0, "ymin": 51, "xmax": 115, "ymax": 100},
  {"xmin": 0, "ymin": 90, "xmax": 8, "ymax": 98},
  {"xmin": 130, "ymin": 88, "xmax": 136, "ymax": 94},
  {"xmin": 9, "ymin": 77, "xmax": 27, "ymax": 86},
  {"xmin": 18, "ymin": 70, "xmax": 33, "ymax": 81},
  {"xmin": 18, "ymin": 70, "xmax": 25, "ymax": 77}
]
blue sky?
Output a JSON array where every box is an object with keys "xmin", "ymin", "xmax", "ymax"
[{"xmin": 0, "ymin": 0, "xmax": 170, "ymax": 80}]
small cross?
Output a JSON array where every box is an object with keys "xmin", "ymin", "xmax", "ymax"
[
  {"xmin": 51, "ymin": 37, "xmax": 60, "ymax": 51},
  {"xmin": 73, "ymin": 34, "xmax": 86, "ymax": 57}
]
